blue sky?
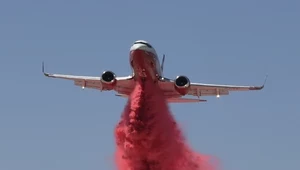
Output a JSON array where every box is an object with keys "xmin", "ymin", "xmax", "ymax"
[{"xmin": 0, "ymin": 0, "xmax": 299, "ymax": 170}]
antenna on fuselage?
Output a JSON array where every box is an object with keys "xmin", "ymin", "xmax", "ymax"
[{"xmin": 161, "ymin": 54, "xmax": 165, "ymax": 73}]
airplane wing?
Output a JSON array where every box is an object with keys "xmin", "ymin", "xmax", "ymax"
[
  {"xmin": 158, "ymin": 75, "xmax": 267, "ymax": 101},
  {"xmin": 187, "ymin": 81, "xmax": 265, "ymax": 97},
  {"xmin": 42, "ymin": 63, "xmax": 135, "ymax": 95}
]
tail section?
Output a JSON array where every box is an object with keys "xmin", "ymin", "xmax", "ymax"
[{"xmin": 161, "ymin": 54, "xmax": 165, "ymax": 73}]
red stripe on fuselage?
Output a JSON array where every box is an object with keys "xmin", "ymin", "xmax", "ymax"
[{"xmin": 130, "ymin": 50, "xmax": 158, "ymax": 81}]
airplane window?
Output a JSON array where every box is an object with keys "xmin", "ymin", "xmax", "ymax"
[{"xmin": 134, "ymin": 42, "xmax": 152, "ymax": 48}]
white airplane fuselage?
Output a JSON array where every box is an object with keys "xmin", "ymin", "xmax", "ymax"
[{"xmin": 129, "ymin": 40, "xmax": 162, "ymax": 82}]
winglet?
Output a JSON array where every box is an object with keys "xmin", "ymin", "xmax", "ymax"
[
  {"xmin": 250, "ymin": 74, "xmax": 268, "ymax": 90},
  {"xmin": 263, "ymin": 74, "xmax": 268, "ymax": 86},
  {"xmin": 42, "ymin": 62, "xmax": 50, "ymax": 77}
]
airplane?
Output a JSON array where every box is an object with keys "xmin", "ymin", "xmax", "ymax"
[{"xmin": 42, "ymin": 40, "xmax": 267, "ymax": 103}]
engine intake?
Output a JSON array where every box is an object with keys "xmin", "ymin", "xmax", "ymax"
[
  {"xmin": 174, "ymin": 75, "xmax": 191, "ymax": 95},
  {"xmin": 101, "ymin": 71, "xmax": 117, "ymax": 86}
]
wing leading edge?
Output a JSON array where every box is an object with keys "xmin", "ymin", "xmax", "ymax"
[
  {"xmin": 187, "ymin": 76, "xmax": 267, "ymax": 97},
  {"xmin": 42, "ymin": 62, "xmax": 135, "ymax": 95},
  {"xmin": 158, "ymin": 75, "xmax": 267, "ymax": 102},
  {"xmin": 42, "ymin": 62, "xmax": 266, "ymax": 103}
]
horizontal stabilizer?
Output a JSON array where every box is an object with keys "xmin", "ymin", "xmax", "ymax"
[
  {"xmin": 115, "ymin": 94, "xmax": 206, "ymax": 103},
  {"xmin": 167, "ymin": 98, "xmax": 206, "ymax": 103},
  {"xmin": 115, "ymin": 93, "xmax": 129, "ymax": 98}
]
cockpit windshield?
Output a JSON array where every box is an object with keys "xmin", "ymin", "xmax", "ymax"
[{"xmin": 133, "ymin": 41, "xmax": 153, "ymax": 48}]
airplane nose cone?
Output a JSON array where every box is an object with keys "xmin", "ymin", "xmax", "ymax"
[{"xmin": 130, "ymin": 43, "xmax": 148, "ymax": 51}]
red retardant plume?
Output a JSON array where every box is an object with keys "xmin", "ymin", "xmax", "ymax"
[{"xmin": 114, "ymin": 80, "xmax": 218, "ymax": 170}]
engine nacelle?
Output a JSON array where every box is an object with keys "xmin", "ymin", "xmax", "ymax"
[
  {"xmin": 101, "ymin": 71, "xmax": 117, "ymax": 89},
  {"xmin": 174, "ymin": 75, "xmax": 191, "ymax": 95}
]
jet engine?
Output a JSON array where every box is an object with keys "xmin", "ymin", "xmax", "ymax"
[
  {"xmin": 101, "ymin": 71, "xmax": 117, "ymax": 89},
  {"xmin": 174, "ymin": 75, "xmax": 191, "ymax": 95}
]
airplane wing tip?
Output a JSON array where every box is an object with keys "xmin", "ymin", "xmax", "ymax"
[
  {"xmin": 249, "ymin": 74, "xmax": 268, "ymax": 90},
  {"xmin": 43, "ymin": 72, "xmax": 50, "ymax": 77},
  {"xmin": 249, "ymin": 86, "xmax": 264, "ymax": 90}
]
